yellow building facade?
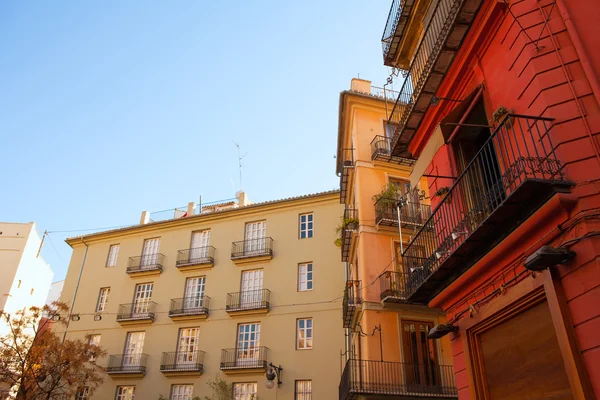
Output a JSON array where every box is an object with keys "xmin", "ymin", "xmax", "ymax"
[
  {"xmin": 337, "ymin": 79, "xmax": 456, "ymax": 399},
  {"xmin": 56, "ymin": 191, "xmax": 345, "ymax": 399}
]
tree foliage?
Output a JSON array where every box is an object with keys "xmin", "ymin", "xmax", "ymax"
[
  {"xmin": 0, "ymin": 302, "xmax": 106, "ymax": 399},
  {"xmin": 203, "ymin": 373, "xmax": 234, "ymax": 400}
]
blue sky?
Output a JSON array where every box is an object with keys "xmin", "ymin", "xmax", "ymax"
[{"xmin": 0, "ymin": 1, "xmax": 395, "ymax": 281}]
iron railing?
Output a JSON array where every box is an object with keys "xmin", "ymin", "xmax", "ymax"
[
  {"xmin": 160, "ymin": 350, "xmax": 205, "ymax": 373},
  {"xmin": 231, "ymin": 237, "xmax": 274, "ymax": 259},
  {"xmin": 375, "ymin": 197, "xmax": 431, "ymax": 227},
  {"xmin": 403, "ymin": 114, "xmax": 565, "ymax": 298},
  {"xmin": 340, "ymin": 359, "xmax": 457, "ymax": 399},
  {"xmin": 226, "ymin": 289, "xmax": 271, "ymax": 312},
  {"xmin": 106, "ymin": 354, "xmax": 148, "ymax": 374},
  {"xmin": 382, "ymin": 0, "xmax": 413, "ymax": 65},
  {"xmin": 341, "ymin": 208, "xmax": 358, "ymax": 262},
  {"xmin": 169, "ymin": 296, "xmax": 210, "ymax": 317},
  {"xmin": 220, "ymin": 346, "xmax": 269, "ymax": 370},
  {"xmin": 343, "ymin": 280, "xmax": 362, "ymax": 328},
  {"xmin": 116, "ymin": 302, "xmax": 156, "ymax": 322},
  {"xmin": 176, "ymin": 246, "xmax": 215, "ymax": 267},
  {"xmin": 380, "ymin": 271, "xmax": 407, "ymax": 301},
  {"xmin": 370, "ymin": 135, "xmax": 417, "ymax": 165},
  {"xmin": 388, "ymin": 0, "xmax": 465, "ymax": 151},
  {"xmin": 340, "ymin": 148, "xmax": 355, "ymax": 203},
  {"xmin": 127, "ymin": 253, "xmax": 165, "ymax": 274}
]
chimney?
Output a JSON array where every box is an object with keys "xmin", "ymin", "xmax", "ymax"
[
  {"xmin": 236, "ymin": 191, "xmax": 251, "ymax": 207},
  {"xmin": 187, "ymin": 202, "xmax": 196, "ymax": 216},
  {"xmin": 140, "ymin": 211, "xmax": 150, "ymax": 225},
  {"xmin": 350, "ymin": 78, "xmax": 372, "ymax": 94}
]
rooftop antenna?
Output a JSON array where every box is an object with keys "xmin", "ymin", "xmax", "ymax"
[{"xmin": 233, "ymin": 141, "xmax": 248, "ymax": 191}]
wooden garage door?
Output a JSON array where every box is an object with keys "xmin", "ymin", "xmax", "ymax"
[{"xmin": 478, "ymin": 300, "xmax": 572, "ymax": 400}]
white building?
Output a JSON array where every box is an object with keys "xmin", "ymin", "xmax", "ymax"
[{"xmin": 0, "ymin": 222, "xmax": 54, "ymax": 336}]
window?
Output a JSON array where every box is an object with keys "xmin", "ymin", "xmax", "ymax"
[
  {"xmin": 141, "ymin": 238, "xmax": 160, "ymax": 267},
  {"xmin": 298, "ymin": 263, "xmax": 313, "ymax": 291},
  {"xmin": 299, "ymin": 213, "xmax": 314, "ymax": 239},
  {"xmin": 233, "ymin": 383, "xmax": 257, "ymax": 400},
  {"xmin": 87, "ymin": 334, "xmax": 101, "ymax": 361},
  {"xmin": 116, "ymin": 386, "xmax": 135, "ymax": 400},
  {"xmin": 184, "ymin": 277, "xmax": 206, "ymax": 309},
  {"xmin": 106, "ymin": 244, "xmax": 119, "ymax": 267},
  {"xmin": 237, "ymin": 323, "xmax": 261, "ymax": 362},
  {"xmin": 190, "ymin": 230, "xmax": 210, "ymax": 260},
  {"xmin": 295, "ymin": 380, "xmax": 312, "ymax": 400},
  {"xmin": 96, "ymin": 287, "xmax": 110, "ymax": 312},
  {"xmin": 133, "ymin": 283, "xmax": 153, "ymax": 314},
  {"xmin": 297, "ymin": 318, "xmax": 313, "ymax": 350},
  {"xmin": 240, "ymin": 270, "xmax": 263, "ymax": 308},
  {"xmin": 176, "ymin": 328, "xmax": 200, "ymax": 365},
  {"xmin": 123, "ymin": 332, "xmax": 145, "ymax": 366},
  {"xmin": 76, "ymin": 387, "xmax": 89, "ymax": 400},
  {"xmin": 171, "ymin": 384, "xmax": 193, "ymax": 400}
]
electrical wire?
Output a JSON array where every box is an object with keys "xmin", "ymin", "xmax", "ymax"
[{"xmin": 46, "ymin": 233, "xmax": 66, "ymax": 265}]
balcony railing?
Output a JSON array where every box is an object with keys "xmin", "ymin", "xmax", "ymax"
[
  {"xmin": 231, "ymin": 237, "xmax": 274, "ymax": 260},
  {"xmin": 375, "ymin": 197, "xmax": 431, "ymax": 228},
  {"xmin": 341, "ymin": 208, "xmax": 358, "ymax": 262},
  {"xmin": 402, "ymin": 115, "xmax": 571, "ymax": 302},
  {"xmin": 169, "ymin": 296, "xmax": 210, "ymax": 318},
  {"xmin": 176, "ymin": 246, "xmax": 215, "ymax": 267},
  {"xmin": 106, "ymin": 354, "xmax": 148, "ymax": 375},
  {"xmin": 343, "ymin": 280, "xmax": 362, "ymax": 328},
  {"xmin": 380, "ymin": 271, "xmax": 407, "ymax": 302},
  {"xmin": 371, "ymin": 135, "xmax": 417, "ymax": 165},
  {"xmin": 160, "ymin": 350, "xmax": 205, "ymax": 374},
  {"xmin": 127, "ymin": 253, "xmax": 165, "ymax": 274},
  {"xmin": 226, "ymin": 289, "xmax": 271, "ymax": 312},
  {"xmin": 340, "ymin": 359, "xmax": 457, "ymax": 399},
  {"xmin": 387, "ymin": 0, "xmax": 483, "ymax": 156},
  {"xmin": 340, "ymin": 148, "xmax": 354, "ymax": 203},
  {"xmin": 220, "ymin": 346, "xmax": 269, "ymax": 371},
  {"xmin": 381, "ymin": 0, "xmax": 414, "ymax": 66},
  {"xmin": 116, "ymin": 302, "xmax": 156, "ymax": 322}
]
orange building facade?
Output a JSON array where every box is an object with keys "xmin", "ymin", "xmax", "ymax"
[{"xmin": 373, "ymin": 0, "xmax": 600, "ymax": 399}]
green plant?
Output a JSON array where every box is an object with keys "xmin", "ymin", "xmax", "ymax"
[
  {"xmin": 203, "ymin": 373, "xmax": 233, "ymax": 400},
  {"xmin": 433, "ymin": 186, "xmax": 450, "ymax": 199},
  {"xmin": 372, "ymin": 184, "xmax": 404, "ymax": 204},
  {"xmin": 491, "ymin": 105, "xmax": 510, "ymax": 123},
  {"xmin": 334, "ymin": 216, "xmax": 359, "ymax": 247}
]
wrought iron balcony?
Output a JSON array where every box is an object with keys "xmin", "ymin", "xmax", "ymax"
[
  {"xmin": 220, "ymin": 346, "xmax": 269, "ymax": 372},
  {"xmin": 381, "ymin": 0, "xmax": 415, "ymax": 67},
  {"xmin": 371, "ymin": 135, "xmax": 417, "ymax": 165},
  {"xmin": 340, "ymin": 148, "xmax": 355, "ymax": 203},
  {"xmin": 106, "ymin": 354, "xmax": 148, "ymax": 375},
  {"xmin": 343, "ymin": 280, "xmax": 362, "ymax": 328},
  {"xmin": 340, "ymin": 359, "xmax": 458, "ymax": 399},
  {"xmin": 231, "ymin": 237, "xmax": 274, "ymax": 260},
  {"xmin": 169, "ymin": 296, "xmax": 210, "ymax": 318},
  {"xmin": 127, "ymin": 253, "xmax": 164, "ymax": 275},
  {"xmin": 116, "ymin": 302, "xmax": 156, "ymax": 323},
  {"xmin": 341, "ymin": 208, "xmax": 358, "ymax": 262},
  {"xmin": 380, "ymin": 271, "xmax": 408, "ymax": 303},
  {"xmin": 375, "ymin": 197, "xmax": 431, "ymax": 228},
  {"xmin": 226, "ymin": 289, "xmax": 271, "ymax": 313},
  {"xmin": 176, "ymin": 246, "xmax": 215, "ymax": 268},
  {"xmin": 387, "ymin": 0, "xmax": 484, "ymax": 157},
  {"xmin": 402, "ymin": 115, "xmax": 572, "ymax": 303},
  {"xmin": 160, "ymin": 350, "xmax": 205, "ymax": 374}
]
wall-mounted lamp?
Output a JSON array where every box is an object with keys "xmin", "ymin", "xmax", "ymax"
[
  {"xmin": 265, "ymin": 363, "xmax": 283, "ymax": 389},
  {"xmin": 70, "ymin": 314, "xmax": 80, "ymax": 322},
  {"xmin": 524, "ymin": 246, "xmax": 575, "ymax": 271},
  {"xmin": 427, "ymin": 323, "xmax": 458, "ymax": 339},
  {"xmin": 430, "ymin": 95, "xmax": 463, "ymax": 106},
  {"xmin": 435, "ymin": 250, "xmax": 450, "ymax": 260},
  {"xmin": 51, "ymin": 314, "xmax": 61, "ymax": 322},
  {"xmin": 93, "ymin": 314, "xmax": 102, "ymax": 321},
  {"xmin": 451, "ymin": 231, "xmax": 468, "ymax": 241}
]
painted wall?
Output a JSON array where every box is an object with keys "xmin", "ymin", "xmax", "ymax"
[{"xmin": 55, "ymin": 193, "xmax": 345, "ymax": 399}]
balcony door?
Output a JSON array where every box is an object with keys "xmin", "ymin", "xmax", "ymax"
[
  {"xmin": 236, "ymin": 323, "xmax": 260, "ymax": 364},
  {"xmin": 184, "ymin": 277, "xmax": 205, "ymax": 310},
  {"xmin": 190, "ymin": 230, "xmax": 210, "ymax": 260},
  {"xmin": 240, "ymin": 270, "xmax": 263, "ymax": 307},
  {"xmin": 244, "ymin": 221, "xmax": 266, "ymax": 255},
  {"xmin": 133, "ymin": 283, "xmax": 153, "ymax": 314},
  {"xmin": 123, "ymin": 332, "xmax": 145, "ymax": 367},
  {"xmin": 141, "ymin": 238, "xmax": 160, "ymax": 268},
  {"xmin": 176, "ymin": 327, "xmax": 200, "ymax": 366},
  {"xmin": 401, "ymin": 320, "xmax": 439, "ymax": 390}
]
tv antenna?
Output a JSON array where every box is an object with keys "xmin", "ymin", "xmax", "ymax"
[{"xmin": 233, "ymin": 141, "xmax": 248, "ymax": 191}]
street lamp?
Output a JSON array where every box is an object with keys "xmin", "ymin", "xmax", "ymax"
[{"xmin": 265, "ymin": 363, "xmax": 282, "ymax": 389}]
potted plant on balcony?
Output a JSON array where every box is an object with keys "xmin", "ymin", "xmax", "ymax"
[
  {"xmin": 334, "ymin": 216, "xmax": 360, "ymax": 247},
  {"xmin": 372, "ymin": 184, "xmax": 404, "ymax": 219},
  {"xmin": 491, "ymin": 105, "xmax": 513, "ymax": 128},
  {"xmin": 433, "ymin": 186, "xmax": 451, "ymax": 202}
]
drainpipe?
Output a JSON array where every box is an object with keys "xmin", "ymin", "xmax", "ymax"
[
  {"xmin": 554, "ymin": 0, "xmax": 600, "ymax": 106},
  {"xmin": 62, "ymin": 238, "xmax": 88, "ymax": 341}
]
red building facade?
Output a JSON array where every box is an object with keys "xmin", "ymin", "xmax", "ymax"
[{"xmin": 380, "ymin": 0, "xmax": 600, "ymax": 398}]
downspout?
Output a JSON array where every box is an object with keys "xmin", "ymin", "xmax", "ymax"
[
  {"xmin": 62, "ymin": 238, "xmax": 88, "ymax": 341},
  {"xmin": 555, "ymin": 0, "xmax": 600, "ymax": 106}
]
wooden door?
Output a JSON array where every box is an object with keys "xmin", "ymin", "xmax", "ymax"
[{"xmin": 401, "ymin": 320, "xmax": 439, "ymax": 389}]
